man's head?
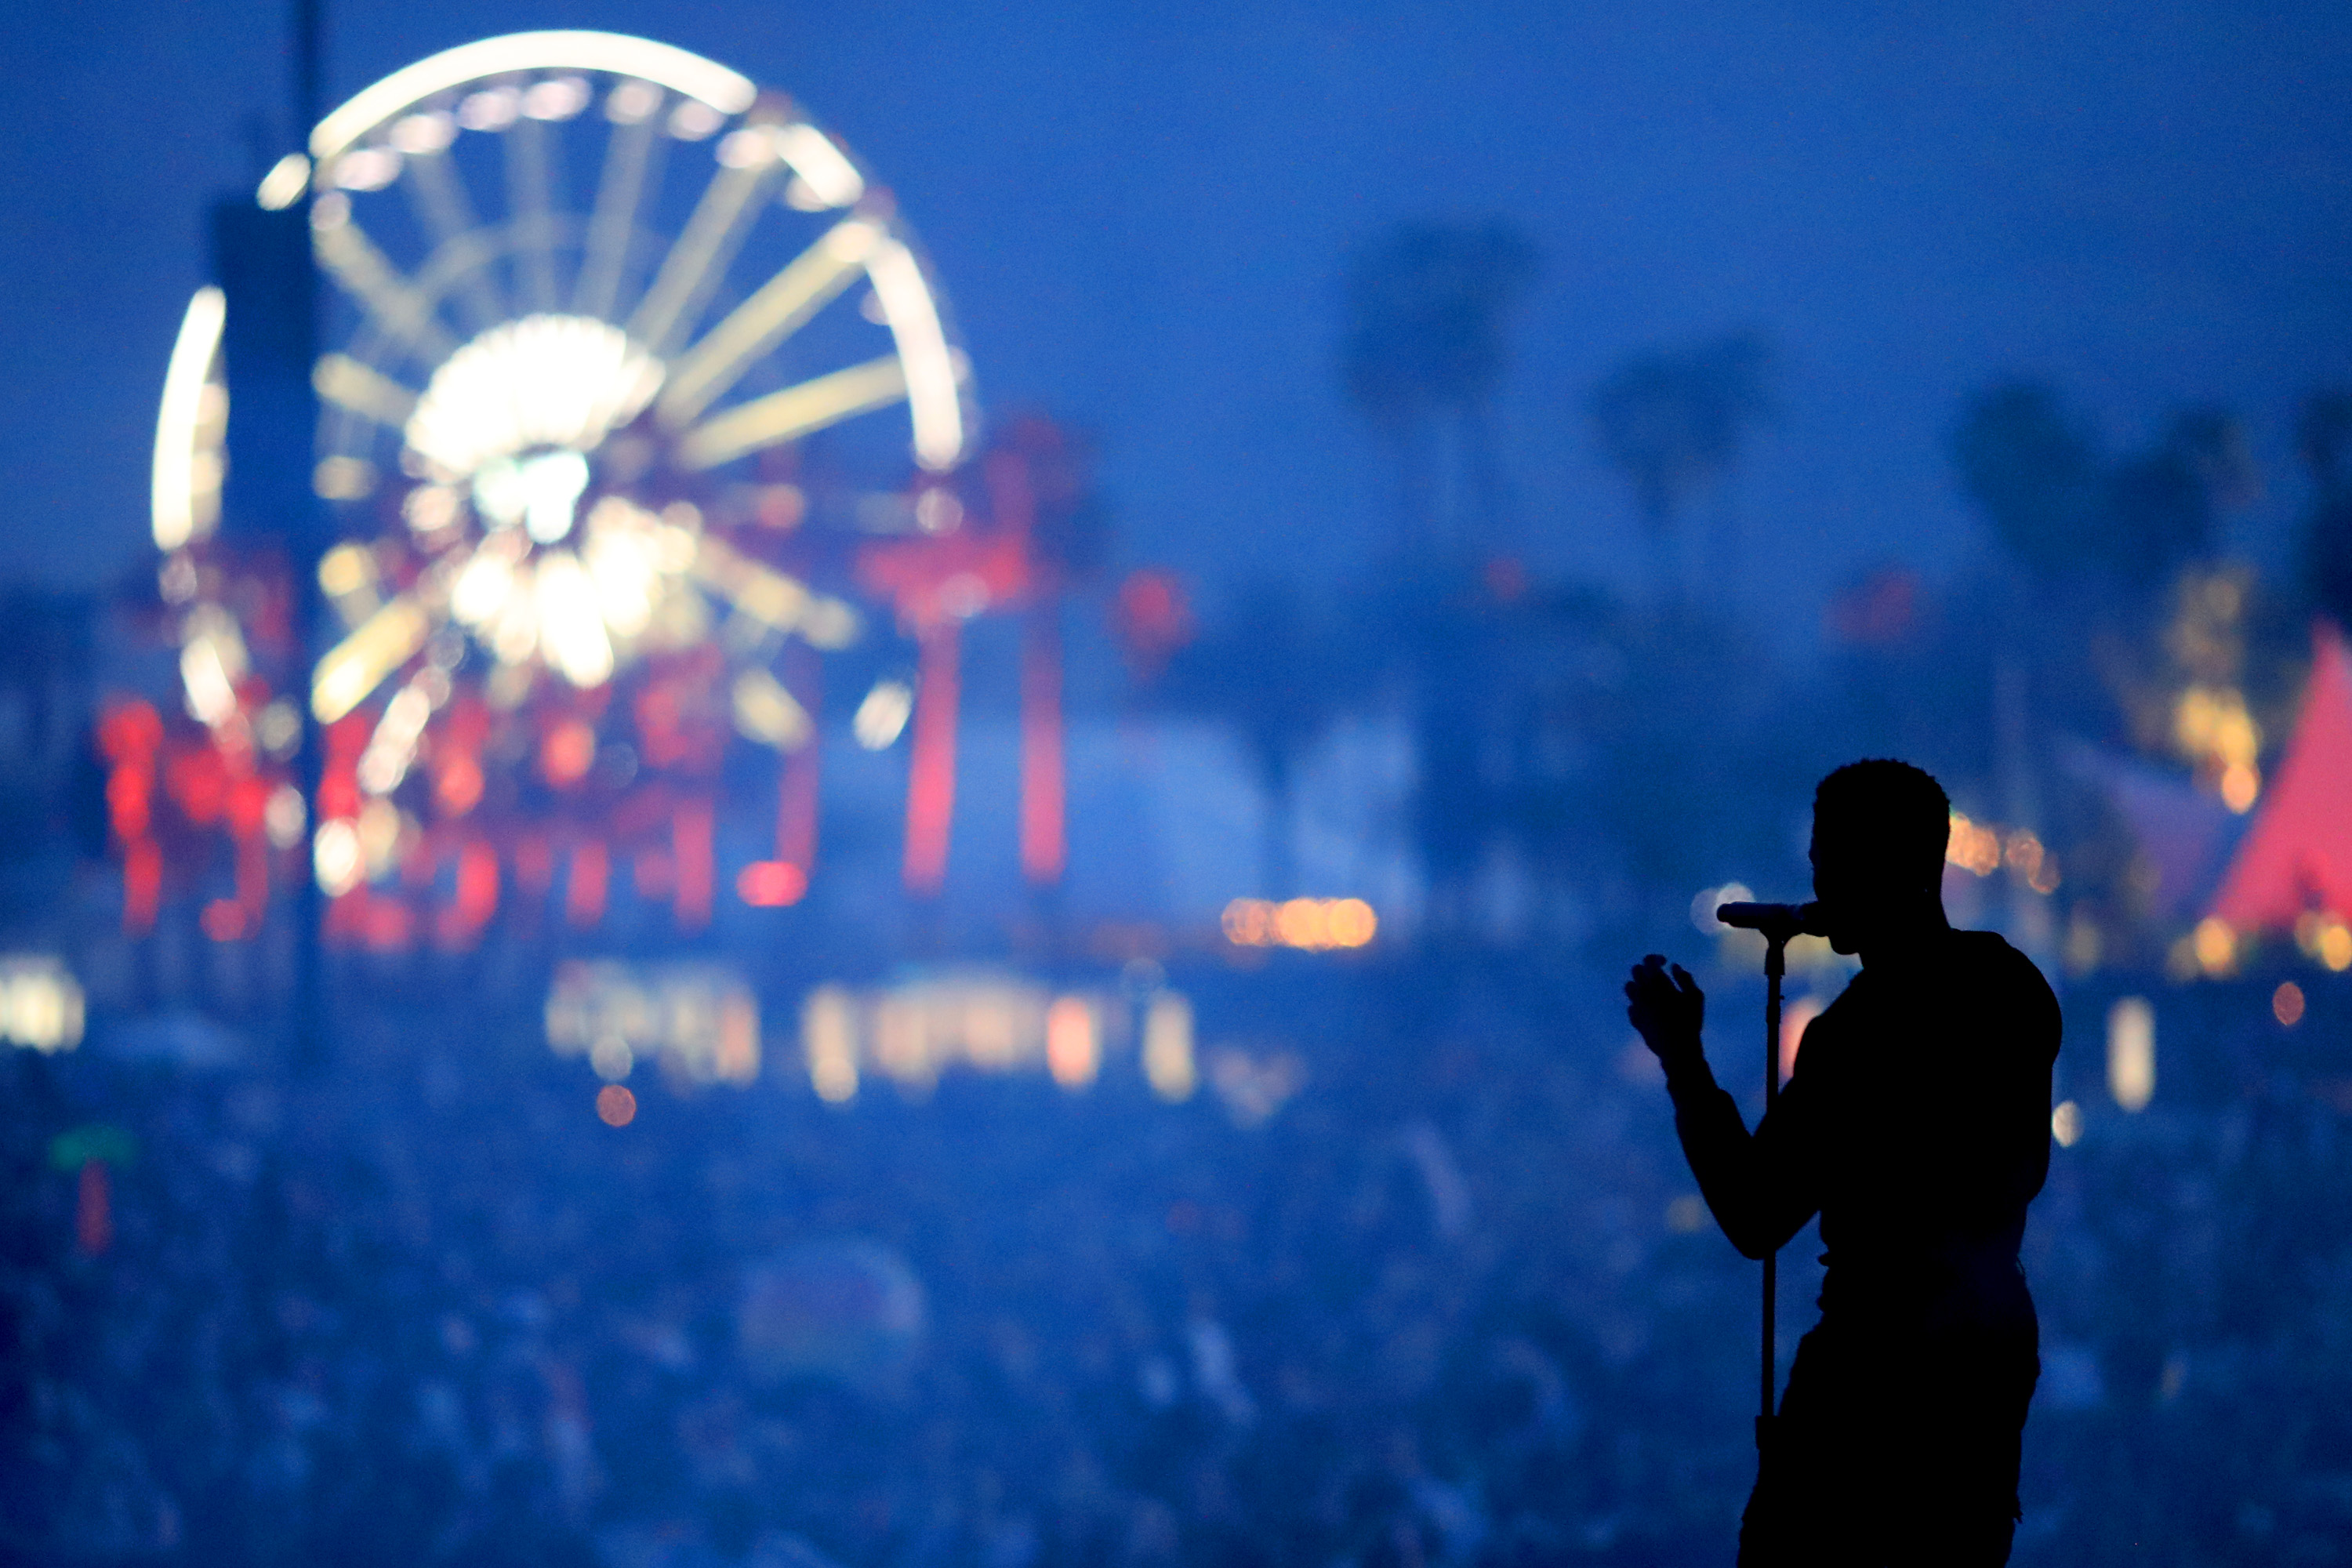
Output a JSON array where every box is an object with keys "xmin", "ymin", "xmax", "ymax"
[{"xmin": 1809, "ymin": 759, "xmax": 1951, "ymax": 954}]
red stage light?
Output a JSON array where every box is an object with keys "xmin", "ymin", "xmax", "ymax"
[
  {"xmin": 364, "ymin": 895, "xmax": 414, "ymax": 951},
  {"xmin": 318, "ymin": 716, "xmax": 368, "ymax": 822},
  {"xmin": 514, "ymin": 834, "xmax": 555, "ymax": 896},
  {"xmin": 566, "ymin": 841, "xmax": 608, "ymax": 927},
  {"xmin": 106, "ymin": 766, "xmax": 152, "ymax": 840},
  {"xmin": 543, "ymin": 720, "xmax": 598, "ymax": 788},
  {"xmin": 165, "ymin": 746, "xmax": 229, "ymax": 825},
  {"xmin": 98, "ymin": 699, "xmax": 163, "ymax": 764},
  {"xmin": 75, "ymin": 1161, "xmax": 111, "ymax": 1257},
  {"xmin": 118, "ymin": 839, "xmax": 162, "ymax": 935},
  {"xmin": 454, "ymin": 840, "xmax": 499, "ymax": 929},
  {"xmin": 633, "ymin": 850, "xmax": 677, "ymax": 899},
  {"xmin": 200, "ymin": 899, "xmax": 248, "ymax": 942},
  {"xmin": 775, "ymin": 647, "xmax": 822, "ymax": 877},
  {"xmin": 737, "ymin": 860, "xmax": 808, "ymax": 907},
  {"xmin": 904, "ymin": 622, "xmax": 960, "ymax": 895},
  {"xmin": 1112, "ymin": 568, "xmax": 1194, "ymax": 681},
  {"xmin": 436, "ymin": 753, "xmax": 485, "ymax": 816},
  {"xmin": 1021, "ymin": 610, "xmax": 1065, "ymax": 886},
  {"xmin": 674, "ymin": 800, "xmax": 715, "ymax": 927}
]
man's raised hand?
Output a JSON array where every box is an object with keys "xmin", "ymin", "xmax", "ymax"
[{"xmin": 1625, "ymin": 955, "xmax": 1705, "ymax": 1065}]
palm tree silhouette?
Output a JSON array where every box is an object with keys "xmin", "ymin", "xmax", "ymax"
[
  {"xmin": 1163, "ymin": 583, "xmax": 1355, "ymax": 900},
  {"xmin": 1587, "ymin": 332, "xmax": 1774, "ymax": 602},
  {"xmin": 1340, "ymin": 221, "xmax": 1538, "ymax": 555},
  {"xmin": 1951, "ymin": 379, "xmax": 2252, "ymax": 588},
  {"xmin": 2296, "ymin": 390, "xmax": 2352, "ymax": 631}
]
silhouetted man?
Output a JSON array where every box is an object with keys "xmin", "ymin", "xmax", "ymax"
[{"xmin": 1626, "ymin": 760, "xmax": 2060, "ymax": 1565}]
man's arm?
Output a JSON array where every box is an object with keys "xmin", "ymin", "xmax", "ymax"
[
  {"xmin": 1663, "ymin": 1051, "xmax": 1821, "ymax": 1260},
  {"xmin": 1627, "ymin": 956, "xmax": 1820, "ymax": 1260}
]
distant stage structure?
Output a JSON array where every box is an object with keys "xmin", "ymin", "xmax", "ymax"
[{"xmin": 127, "ymin": 33, "xmax": 1104, "ymax": 961}]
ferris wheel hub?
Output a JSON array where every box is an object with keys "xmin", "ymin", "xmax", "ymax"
[
  {"xmin": 473, "ymin": 450, "xmax": 591, "ymax": 544},
  {"xmin": 405, "ymin": 314, "xmax": 663, "ymax": 482}
]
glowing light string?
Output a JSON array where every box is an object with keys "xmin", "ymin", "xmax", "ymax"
[{"xmin": 310, "ymin": 31, "xmax": 756, "ymax": 161}]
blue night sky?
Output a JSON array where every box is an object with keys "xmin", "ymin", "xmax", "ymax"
[{"xmin": 4, "ymin": 0, "xmax": 2349, "ymax": 637}]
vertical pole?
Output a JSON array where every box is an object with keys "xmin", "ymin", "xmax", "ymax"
[
  {"xmin": 1018, "ymin": 600, "xmax": 1065, "ymax": 887},
  {"xmin": 902, "ymin": 619, "xmax": 960, "ymax": 895},
  {"xmin": 288, "ymin": 0, "xmax": 328, "ymax": 1070},
  {"xmin": 1759, "ymin": 934, "xmax": 1786, "ymax": 1450},
  {"xmin": 673, "ymin": 797, "xmax": 716, "ymax": 929},
  {"xmin": 292, "ymin": 0, "xmax": 322, "ymax": 136},
  {"xmin": 775, "ymin": 642, "xmax": 821, "ymax": 879}
]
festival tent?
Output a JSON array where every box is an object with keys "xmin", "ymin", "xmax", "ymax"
[
  {"xmin": 2206, "ymin": 623, "xmax": 2352, "ymax": 931},
  {"xmin": 2063, "ymin": 742, "xmax": 2244, "ymax": 921}
]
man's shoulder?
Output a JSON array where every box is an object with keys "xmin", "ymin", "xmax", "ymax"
[
  {"xmin": 1951, "ymin": 930, "xmax": 2062, "ymax": 1047},
  {"xmin": 1950, "ymin": 928, "xmax": 2051, "ymax": 985}
]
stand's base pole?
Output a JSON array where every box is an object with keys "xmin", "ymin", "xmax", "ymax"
[
  {"xmin": 1759, "ymin": 1248, "xmax": 1777, "ymax": 1449},
  {"xmin": 1760, "ymin": 938, "xmax": 1787, "ymax": 1450}
]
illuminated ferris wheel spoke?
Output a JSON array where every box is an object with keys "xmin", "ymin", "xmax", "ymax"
[
  {"xmin": 313, "ymin": 593, "xmax": 435, "ymax": 723},
  {"xmin": 312, "ymin": 354, "xmax": 419, "ymax": 429},
  {"xmin": 314, "ymin": 212, "xmax": 461, "ymax": 366},
  {"xmin": 657, "ymin": 218, "xmax": 884, "ymax": 428},
  {"xmin": 688, "ymin": 535, "xmax": 814, "ymax": 637},
  {"xmin": 399, "ymin": 148, "xmax": 505, "ymax": 333},
  {"xmin": 504, "ymin": 116, "xmax": 564, "ymax": 315},
  {"xmin": 730, "ymin": 665, "xmax": 813, "ymax": 749},
  {"xmin": 675, "ymin": 355, "xmax": 909, "ymax": 471},
  {"xmin": 355, "ymin": 670, "xmax": 441, "ymax": 795},
  {"xmin": 574, "ymin": 108, "xmax": 664, "ymax": 323},
  {"xmin": 626, "ymin": 159, "xmax": 781, "ymax": 358}
]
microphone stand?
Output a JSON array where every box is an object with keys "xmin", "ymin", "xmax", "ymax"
[
  {"xmin": 1708, "ymin": 901, "xmax": 1816, "ymax": 1452},
  {"xmin": 1757, "ymin": 927, "xmax": 1788, "ymax": 1452}
]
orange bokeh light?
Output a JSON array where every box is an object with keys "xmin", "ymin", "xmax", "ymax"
[
  {"xmin": 596, "ymin": 1084, "xmax": 637, "ymax": 1127},
  {"xmin": 1221, "ymin": 897, "xmax": 1378, "ymax": 952},
  {"xmin": 2274, "ymin": 981, "xmax": 2306, "ymax": 1027},
  {"xmin": 1045, "ymin": 996, "xmax": 1098, "ymax": 1089}
]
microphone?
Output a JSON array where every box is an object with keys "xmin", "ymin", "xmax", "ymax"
[{"xmin": 1715, "ymin": 901, "xmax": 1827, "ymax": 938}]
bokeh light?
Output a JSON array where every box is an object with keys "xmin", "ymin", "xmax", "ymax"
[
  {"xmin": 2107, "ymin": 996, "xmax": 2156, "ymax": 1112},
  {"xmin": 1221, "ymin": 898, "xmax": 1377, "ymax": 952}
]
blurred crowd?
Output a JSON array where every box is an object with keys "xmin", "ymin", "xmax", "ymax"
[{"xmin": 3, "ymin": 961, "xmax": 2350, "ymax": 1566}]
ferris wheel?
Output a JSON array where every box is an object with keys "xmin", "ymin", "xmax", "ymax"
[{"xmin": 138, "ymin": 31, "xmax": 979, "ymax": 948}]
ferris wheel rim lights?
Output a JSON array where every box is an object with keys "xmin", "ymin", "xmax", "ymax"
[
  {"xmin": 151, "ymin": 287, "xmax": 226, "ymax": 551},
  {"xmin": 245, "ymin": 29, "xmax": 971, "ymax": 726},
  {"xmin": 308, "ymin": 31, "xmax": 757, "ymax": 162},
  {"xmin": 289, "ymin": 32, "xmax": 968, "ymax": 478}
]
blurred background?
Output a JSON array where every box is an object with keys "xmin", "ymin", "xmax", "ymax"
[{"xmin": 2, "ymin": 2, "xmax": 2350, "ymax": 1563}]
